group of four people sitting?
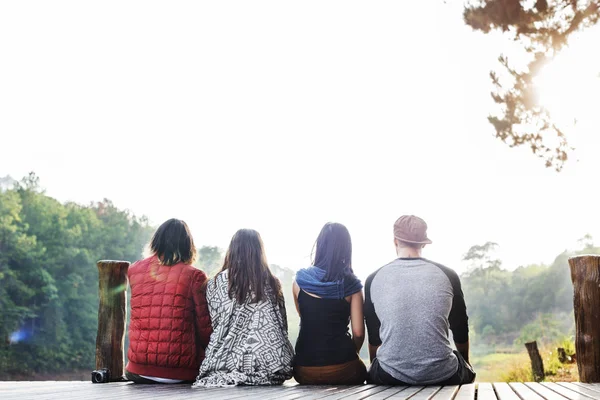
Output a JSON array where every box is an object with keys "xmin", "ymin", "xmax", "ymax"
[{"xmin": 124, "ymin": 215, "xmax": 476, "ymax": 387}]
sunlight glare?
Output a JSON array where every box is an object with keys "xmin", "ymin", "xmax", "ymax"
[{"xmin": 534, "ymin": 28, "xmax": 600, "ymax": 134}]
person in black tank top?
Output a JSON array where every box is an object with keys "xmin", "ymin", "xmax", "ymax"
[{"xmin": 292, "ymin": 223, "xmax": 367, "ymax": 385}]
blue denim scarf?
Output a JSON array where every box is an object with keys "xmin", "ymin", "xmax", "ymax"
[{"xmin": 295, "ymin": 266, "xmax": 363, "ymax": 300}]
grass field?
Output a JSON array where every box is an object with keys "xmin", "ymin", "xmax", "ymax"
[
  {"xmin": 471, "ymin": 352, "xmax": 528, "ymax": 382},
  {"xmin": 470, "ymin": 343, "xmax": 578, "ymax": 382}
]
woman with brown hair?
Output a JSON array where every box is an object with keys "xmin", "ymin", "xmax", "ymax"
[
  {"xmin": 193, "ymin": 229, "xmax": 294, "ymax": 387},
  {"xmin": 126, "ymin": 219, "xmax": 212, "ymax": 383}
]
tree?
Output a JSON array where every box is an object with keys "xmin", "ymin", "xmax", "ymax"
[
  {"xmin": 577, "ymin": 233, "xmax": 594, "ymax": 249},
  {"xmin": 0, "ymin": 174, "xmax": 153, "ymax": 378},
  {"xmin": 196, "ymin": 246, "xmax": 223, "ymax": 277},
  {"xmin": 463, "ymin": 241, "xmax": 501, "ymax": 272},
  {"xmin": 464, "ymin": 0, "xmax": 600, "ymax": 171}
]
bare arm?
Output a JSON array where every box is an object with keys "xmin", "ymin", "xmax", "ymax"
[
  {"xmin": 292, "ymin": 280, "xmax": 301, "ymax": 316},
  {"xmin": 455, "ymin": 340, "xmax": 470, "ymax": 364},
  {"xmin": 349, "ymin": 291, "xmax": 365, "ymax": 352}
]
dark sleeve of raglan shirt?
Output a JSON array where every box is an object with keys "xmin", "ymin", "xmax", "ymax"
[
  {"xmin": 437, "ymin": 264, "xmax": 469, "ymax": 344},
  {"xmin": 364, "ymin": 271, "xmax": 382, "ymax": 346}
]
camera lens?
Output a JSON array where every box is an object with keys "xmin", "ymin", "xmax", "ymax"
[{"xmin": 92, "ymin": 372, "xmax": 102, "ymax": 383}]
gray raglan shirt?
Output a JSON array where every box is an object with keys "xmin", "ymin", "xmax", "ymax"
[{"xmin": 364, "ymin": 257, "xmax": 469, "ymax": 385}]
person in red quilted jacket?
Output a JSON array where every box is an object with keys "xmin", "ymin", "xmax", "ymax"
[{"xmin": 125, "ymin": 218, "xmax": 212, "ymax": 384}]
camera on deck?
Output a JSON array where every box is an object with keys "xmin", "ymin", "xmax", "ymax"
[{"xmin": 91, "ymin": 368, "xmax": 110, "ymax": 383}]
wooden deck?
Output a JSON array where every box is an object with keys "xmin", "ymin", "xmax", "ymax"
[{"xmin": 1, "ymin": 381, "xmax": 600, "ymax": 400}]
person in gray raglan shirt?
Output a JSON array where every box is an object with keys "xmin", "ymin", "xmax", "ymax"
[{"xmin": 364, "ymin": 215, "xmax": 475, "ymax": 385}]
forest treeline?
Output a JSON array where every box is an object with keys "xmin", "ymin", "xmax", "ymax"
[
  {"xmin": 0, "ymin": 174, "xmax": 153, "ymax": 377},
  {"xmin": 460, "ymin": 240, "xmax": 599, "ymax": 347},
  {"xmin": 0, "ymin": 174, "xmax": 593, "ymax": 378}
]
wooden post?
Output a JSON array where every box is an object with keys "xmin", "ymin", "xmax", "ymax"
[
  {"xmin": 569, "ymin": 255, "xmax": 600, "ymax": 383},
  {"xmin": 96, "ymin": 260, "xmax": 130, "ymax": 382},
  {"xmin": 557, "ymin": 348, "xmax": 568, "ymax": 364},
  {"xmin": 525, "ymin": 341, "xmax": 545, "ymax": 382}
]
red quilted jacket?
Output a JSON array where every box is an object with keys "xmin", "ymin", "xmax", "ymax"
[{"xmin": 125, "ymin": 256, "xmax": 212, "ymax": 381}]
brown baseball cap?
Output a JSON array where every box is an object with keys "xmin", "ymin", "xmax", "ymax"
[{"xmin": 393, "ymin": 215, "xmax": 432, "ymax": 244}]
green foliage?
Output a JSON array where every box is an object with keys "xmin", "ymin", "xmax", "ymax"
[
  {"xmin": 463, "ymin": 0, "xmax": 600, "ymax": 171},
  {"xmin": 463, "ymin": 239, "xmax": 593, "ymax": 381},
  {"xmin": 462, "ymin": 240, "xmax": 597, "ymax": 342},
  {"xmin": 0, "ymin": 174, "xmax": 152, "ymax": 378},
  {"xmin": 557, "ymin": 336, "xmax": 576, "ymax": 356},
  {"xmin": 514, "ymin": 314, "xmax": 565, "ymax": 345}
]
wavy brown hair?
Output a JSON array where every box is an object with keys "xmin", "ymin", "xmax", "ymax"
[
  {"xmin": 220, "ymin": 229, "xmax": 282, "ymax": 304},
  {"xmin": 150, "ymin": 218, "xmax": 196, "ymax": 266}
]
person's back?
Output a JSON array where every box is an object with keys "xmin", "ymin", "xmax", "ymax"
[
  {"xmin": 294, "ymin": 291, "xmax": 356, "ymax": 366},
  {"xmin": 292, "ymin": 223, "xmax": 367, "ymax": 385},
  {"xmin": 365, "ymin": 215, "xmax": 475, "ymax": 385},
  {"xmin": 127, "ymin": 256, "xmax": 211, "ymax": 381},
  {"xmin": 193, "ymin": 229, "xmax": 294, "ymax": 387},
  {"xmin": 365, "ymin": 258, "xmax": 465, "ymax": 383},
  {"xmin": 126, "ymin": 219, "xmax": 211, "ymax": 383}
]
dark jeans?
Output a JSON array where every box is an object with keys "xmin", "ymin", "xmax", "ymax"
[
  {"xmin": 368, "ymin": 350, "xmax": 476, "ymax": 385},
  {"xmin": 125, "ymin": 371, "xmax": 193, "ymax": 384}
]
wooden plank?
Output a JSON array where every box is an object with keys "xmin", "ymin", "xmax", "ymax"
[
  {"xmin": 557, "ymin": 383, "xmax": 600, "ymax": 399},
  {"xmin": 409, "ymin": 387, "xmax": 442, "ymax": 400},
  {"xmin": 269, "ymin": 385, "xmax": 343, "ymax": 400},
  {"xmin": 322, "ymin": 385, "xmax": 380, "ymax": 400},
  {"xmin": 0, "ymin": 381, "xmax": 92, "ymax": 393},
  {"xmin": 244, "ymin": 385, "xmax": 307, "ymax": 399},
  {"xmin": 508, "ymin": 383, "xmax": 545, "ymax": 400},
  {"xmin": 300, "ymin": 385, "xmax": 368, "ymax": 400},
  {"xmin": 431, "ymin": 386, "xmax": 459, "ymax": 400},
  {"xmin": 543, "ymin": 382, "xmax": 599, "ymax": 400},
  {"xmin": 389, "ymin": 386, "xmax": 440, "ymax": 400},
  {"xmin": 137, "ymin": 385, "xmax": 290, "ymax": 400},
  {"xmin": 478, "ymin": 383, "xmax": 498, "ymax": 400},
  {"xmin": 156, "ymin": 388, "xmax": 243, "ymax": 400},
  {"xmin": 493, "ymin": 383, "xmax": 521, "ymax": 400},
  {"xmin": 1, "ymin": 382, "xmax": 598, "ymax": 400},
  {"xmin": 338, "ymin": 385, "xmax": 394, "ymax": 399},
  {"xmin": 118, "ymin": 386, "xmax": 210, "ymax": 400},
  {"xmin": 6, "ymin": 383, "xmax": 130, "ymax": 399},
  {"xmin": 571, "ymin": 383, "xmax": 600, "ymax": 394},
  {"xmin": 454, "ymin": 384, "xmax": 476, "ymax": 400},
  {"xmin": 364, "ymin": 387, "xmax": 409, "ymax": 400},
  {"xmin": 0, "ymin": 384, "xmax": 128, "ymax": 400},
  {"xmin": 525, "ymin": 382, "xmax": 570, "ymax": 400},
  {"xmin": 204, "ymin": 385, "xmax": 299, "ymax": 400},
  {"xmin": 42, "ymin": 383, "xmax": 202, "ymax": 400}
]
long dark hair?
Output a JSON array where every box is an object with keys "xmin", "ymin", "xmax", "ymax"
[
  {"xmin": 312, "ymin": 222, "xmax": 355, "ymax": 282},
  {"xmin": 150, "ymin": 218, "xmax": 196, "ymax": 266},
  {"xmin": 220, "ymin": 229, "xmax": 282, "ymax": 303}
]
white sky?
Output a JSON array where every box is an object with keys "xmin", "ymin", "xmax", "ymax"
[{"xmin": 1, "ymin": 1, "xmax": 599, "ymax": 281}]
